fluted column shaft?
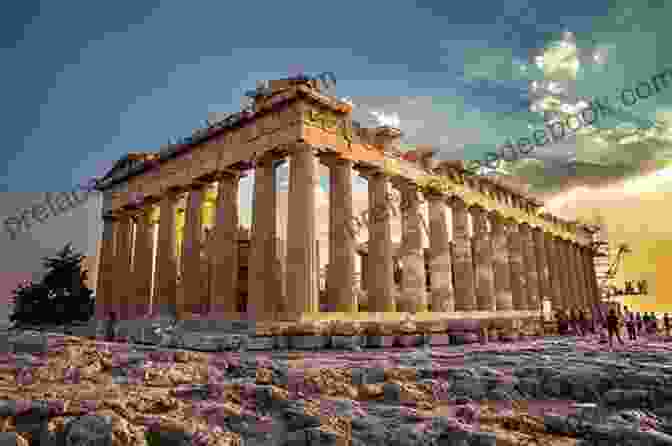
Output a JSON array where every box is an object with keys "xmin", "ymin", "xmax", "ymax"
[
  {"xmin": 490, "ymin": 212, "xmax": 512, "ymax": 311},
  {"xmin": 470, "ymin": 205, "xmax": 495, "ymax": 311},
  {"xmin": 362, "ymin": 169, "xmax": 395, "ymax": 312},
  {"xmin": 565, "ymin": 240, "xmax": 580, "ymax": 310},
  {"xmin": 323, "ymin": 154, "xmax": 356, "ymax": 313},
  {"xmin": 114, "ymin": 214, "xmax": 133, "ymax": 320},
  {"xmin": 450, "ymin": 197, "xmax": 476, "ymax": 311},
  {"xmin": 286, "ymin": 145, "xmax": 318, "ymax": 316},
  {"xmin": 211, "ymin": 172, "xmax": 240, "ymax": 316},
  {"xmin": 427, "ymin": 194, "xmax": 454, "ymax": 312},
  {"xmin": 557, "ymin": 238, "xmax": 572, "ymax": 310},
  {"xmin": 545, "ymin": 232, "xmax": 563, "ymax": 311},
  {"xmin": 132, "ymin": 205, "xmax": 156, "ymax": 318},
  {"xmin": 154, "ymin": 191, "xmax": 180, "ymax": 316},
  {"xmin": 533, "ymin": 227, "xmax": 550, "ymax": 304},
  {"xmin": 249, "ymin": 153, "xmax": 279, "ymax": 320},
  {"xmin": 506, "ymin": 218, "xmax": 526, "ymax": 311},
  {"xmin": 586, "ymin": 247, "xmax": 599, "ymax": 305},
  {"xmin": 519, "ymin": 223, "xmax": 539, "ymax": 311},
  {"xmin": 397, "ymin": 180, "xmax": 427, "ymax": 312},
  {"xmin": 573, "ymin": 243, "xmax": 588, "ymax": 309},
  {"xmin": 95, "ymin": 215, "xmax": 117, "ymax": 320},
  {"xmin": 181, "ymin": 185, "xmax": 206, "ymax": 316}
]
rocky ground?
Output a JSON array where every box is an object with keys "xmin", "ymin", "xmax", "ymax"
[{"xmin": 3, "ymin": 329, "xmax": 672, "ymax": 445}]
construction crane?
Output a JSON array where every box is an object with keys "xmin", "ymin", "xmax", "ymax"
[{"xmin": 606, "ymin": 243, "xmax": 632, "ymax": 280}]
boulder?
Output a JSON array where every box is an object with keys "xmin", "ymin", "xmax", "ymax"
[
  {"xmin": 0, "ymin": 432, "xmax": 28, "ymax": 446},
  {"xmin": 284, "ymin": 427, "xmax": 339, "ymax": 446},
  {"xmin": 366, "ymin": 335, "xmax": 396, "ymax": 348},
  {"xmin": 288, "ymin": 335, "xmax": 330, "ymax": 350},
  {"xmin": 330, "ymin": 335, "xmax": 363, "ymax": 350},
  {"xmin": 59, "ymin": 415, "xmax": 113, "ymax": 446},
  {"xmin": 11, "ymin": 333, "xmax": 48, "ymax": 355}
]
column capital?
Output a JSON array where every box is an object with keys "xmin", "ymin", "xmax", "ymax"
[
  {"xmin": 186, "ymin": 181, "xmax": 209, "ymax": 191},
  {"xmin": 317, "ymin": 151, "xmax": 351, "ymax": 166},
  {"xmin": 212, "ymin": 169, "xmax": 242, "ymax": 181},
  {"xmin": 447, "ymin": 195, "xmax": 467, "ymax": 209},
  {"xmin": 424, "ymin": 191, "xmax": 447, "ymax": 202},
  {"xmin": 488, "ymin": 210, "xmax": 506, "ymax": 226},
  {"xmin": 353, "ymin": 163, "xmax": 387, "ymax": 179},
  {"xmin": 519, "ymin": 221, "xmax": 532, "ymax": 232},
  {"xmin": 467, "ymin": 203, "xmax": 487, "ymax": 214},
  {"xmin": 256, "ymin": 148, "xmax": 289, "ymax": 166},
  {"xmin": 503, "ymin": 216, "xmax": 518, "ymax": 229}
]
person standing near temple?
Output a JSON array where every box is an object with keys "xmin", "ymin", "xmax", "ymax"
[
  {"xmin": 642, "ymin": 312, "xmax": 651, "ymax": 337},
  {"xmin": 636, "ymin": 312, "xmax": 643, "ymax": 337},
  {"xmin": 624, "ymin": 306, "xmax": 636, "ymax": 341},
  {"xmin": 649, "ymin": 312, "xmax": 658, "ymax": 336},
  {"xmin": 606, "ymin": 308, "xmax": 625, "ymax": 350},
  {"xmin": 664, "ymin": 313, "xmax": 671, "ymax": 337}
]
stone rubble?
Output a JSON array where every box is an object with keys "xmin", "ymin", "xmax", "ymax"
[{"xmin": 3, "ymin": 327, "xmax": 672, "ymax": 445}]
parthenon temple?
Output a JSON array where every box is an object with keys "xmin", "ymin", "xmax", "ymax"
[{"xmin": 94, "ymin": 77, "xmax": 600, "ymax": 324}]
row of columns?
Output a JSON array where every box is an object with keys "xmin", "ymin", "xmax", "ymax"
[
  {"xmin": 96, "ymin": 145, "xmax": 600, "ymax": 321},
  {"xmin": 352, "ymin": 172, "xmax": 600, "ymax": 314}
]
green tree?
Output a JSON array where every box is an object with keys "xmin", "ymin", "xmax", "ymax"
[{"xmin": 9, "ymin": 243, "xmax": 94, "ymax": 325}]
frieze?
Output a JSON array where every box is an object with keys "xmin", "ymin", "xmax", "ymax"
[{"xmin": 303, "ymin": 108, "xmax": 354, "ymax": 149}]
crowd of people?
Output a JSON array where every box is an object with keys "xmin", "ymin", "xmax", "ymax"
[{"xmin": 555, "ymin": 305, "xmax": 671, "ymax": 350}]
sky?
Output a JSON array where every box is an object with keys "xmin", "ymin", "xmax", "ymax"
[{"xmin": 2, "ymin": 0, "xmax": 672, "ymax": 315}]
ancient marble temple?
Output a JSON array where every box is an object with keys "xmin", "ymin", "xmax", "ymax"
[{"xmin": 94, "ymin": 78, "xmax": 600, "ymax": 322}]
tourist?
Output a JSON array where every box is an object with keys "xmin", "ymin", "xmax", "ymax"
[
  {"xmin": 643, "ymin": 312, "xmax": 651, "ymax": 337},
  {"xmin": 624, "ymin": 306, "xmax": 637, "ymax": 341},
  {"xmin": 664, "ymin": 313, "xmax": 671, "ymax": 337},
  {"xmin": 606, "ymin": 308, "xmax": 625, "ymax": 350},
  {"xmin": 636, "ymin": 312, "xmax": 643, "ymax": 336},
  {"xmin": 649, "ymin": 312, "xmax": 658, "ymax": 336},
  {"xmin": 105, "ymin": 312, "xmax": 118, "ymax": 342}
]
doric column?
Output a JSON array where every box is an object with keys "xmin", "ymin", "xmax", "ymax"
[
  {"xmin": 360, "ymin": 252, "xmax": 368, "ymax": 293},
  {"xmin": 557, "ymin": 237, "xmax": 572, "ymax": 310},
  {"xmin": 396, "ymin": 179, "xmax": 427, "ymax": 312},
  {"xmin": 357, "ymin": 166, "xmax": 395, "ymax": 312},
  {"xmin": 286, "ymin": 144, "xmax": 318, "ymax": 317},
  {"xmin": 450, "ymin": 196, "xmax": 476, "ymax": 311},
  {"xmin": 320, "ymin": 153, "xmax": 356, "ymax": 313},
  {"xmin": 573, "ymin": 242, "xmax": 588, "ymax": 309},
  {"xmin": 506, "ymin": 218, "xmax": 526, "ymax": 311},
  {"xmin": 426, "ymin": 193, "xmax": 454, "ymax": 312},
  {"xmin": 585, "ymin": 246, "xmax": 599, "ymax": 306},
  {"xmin": 545, "ymin": 231, "xmax": 563, "ymax": 311},
  {"xmin": 153, "ymin": 190, "xmax": 180, "ymax": 317},
  {"xmin": 249, "ymin": 152, "xmax": 280, "ymax": 320},
  {"xmin": 210, "ymin": 171, "xmax": 240, "ymax": 316},
  {"xmin": 114, "ymin": 213, "xmax": 133, "ymax": 320},
  {"xmin": 564, "ymin": 240, "xmax": 579, "ymax": 310},
  {"xmin": 519, "ymin": 223, "xmax": 539, "ymax": 312},
  {"xmin": 533, "ymin": 227, "xmax": 550, "ymax": 304},
  {"xmin": 490, "ymin": 211, "xmax": 512, "ymax": 311},
  {"xmin": 95, "ymin": 214, "xmax": 117, "ymax": 320},
  {"xmin": 131, "ymin": 204, "xmax": 156, "ymax": 318},
  {"xmin": 180, "ymin": 183, "xmax": 206, "ymax": 317},
  {"xmin": 470, "ymin": 205, "xmax": 495, "ymax": 311}
]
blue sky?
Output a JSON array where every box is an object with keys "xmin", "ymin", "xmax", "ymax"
[
  {"xmin": 2, "ymin": 0, "xmax": 672, "ymax": 307},
  {"xmin": 1, "ymin": 0, "xmax": 628, "ymax": 193}
]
